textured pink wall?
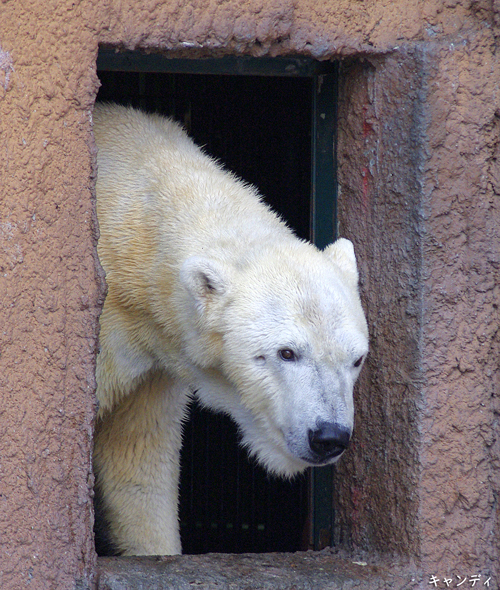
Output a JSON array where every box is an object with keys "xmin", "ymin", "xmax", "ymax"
[
  {"xmin": 334, "ymin": 52, "xmax": 425, "ymax": 559},
  {"xmin": 0, "ymin": 1, "xmax": 498, "ymax": 588},
  {"xmin": 0, "ymin": 5, "xmax": 105, "ymax": 589},
  {"xmin": 418, "ymin": 35, "xmax": 500, "ymax": 572},
  {"xmin": 334, "ymin": 37, "xmax": 500, "ymax": 576}
]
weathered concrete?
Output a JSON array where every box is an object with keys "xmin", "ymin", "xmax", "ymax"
[
  {"xmin": 97, "ymin": 551, "xmax": 422, "ymax": 590},
  {"xmin": 334, "ymin": 35, "xmax": 500, "ymax": 576},
  {"xmin": 333, "ymin": 50, "xmax": 425, "ymax": 559},
  {"xmin": 0, "ymin": 3, "xmax": 105, "ymax": 589}
]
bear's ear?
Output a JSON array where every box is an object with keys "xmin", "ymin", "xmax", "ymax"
[
  {"xmin": 180, "ymin": 256, "xmax": 229, "ymax": 315},
  {"xmin": 323, "ymin": 238, "xmax": 359, "ymax": 289}
]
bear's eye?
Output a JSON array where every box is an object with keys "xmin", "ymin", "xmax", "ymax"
[
  {"xmin": 279, "ymin": 348, "xmax": 297, "ymax": 362},
  {"xmin": 353, "ymin": 356, "xmax": 364, "ymax": 368}
]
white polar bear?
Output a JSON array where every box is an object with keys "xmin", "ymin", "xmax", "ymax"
[{"xmin": 92, "ymin": 103, "xmax": 368, "ymax": 556}]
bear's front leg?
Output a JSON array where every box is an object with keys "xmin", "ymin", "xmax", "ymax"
[{"xmin": 93, "ymin": 372, "xmax": 190, "ymax": 556}]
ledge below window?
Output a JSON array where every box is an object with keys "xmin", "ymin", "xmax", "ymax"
[{"xmin": 96, "ymin": 549, "xmax": 422, "ymax": 589}]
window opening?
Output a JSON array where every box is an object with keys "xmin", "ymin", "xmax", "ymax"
[{"xmin": 96, "ymin": 50, "xmax": 338, "ymax": 553}]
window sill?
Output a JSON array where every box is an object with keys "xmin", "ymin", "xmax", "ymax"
[{"xmin": 96, "ymin": 549, "xmax": 420, "ymax": 589}]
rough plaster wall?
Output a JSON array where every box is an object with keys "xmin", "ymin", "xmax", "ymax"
[
  {"xmin": 334, "ymin": 52, "xmax": 425, "ymax": 559},
  {"xmin": 418, "ymin": 31, "xmax": 500, "ymax": 573},
  {"xmin": 94, "ymin": 0, "xmax": 495, "ymax": 58},
  {"xmin": 334, "ymin": 28, "xmax": 500, "ymax": 576},
  {"xmin": 0, "ymin": 0, "xmax": 499, "ymax": 588},
  {"xmin": 0, "ymin": 2, "xmax": 104, "ymax": 589}
]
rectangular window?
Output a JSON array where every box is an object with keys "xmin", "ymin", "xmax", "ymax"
[{"xmin": 96, "ymin": 50, "xmax": 338, "ymax": 553}]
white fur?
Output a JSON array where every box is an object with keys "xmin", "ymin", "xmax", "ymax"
[{"xmin": 93, "ymin": 104, "xmax": 368, "ymax": 556}]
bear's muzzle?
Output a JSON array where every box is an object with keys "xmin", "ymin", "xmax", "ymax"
[{"xmin": 308, "ymin": 422, "xmax": 351, "ymax": 462}]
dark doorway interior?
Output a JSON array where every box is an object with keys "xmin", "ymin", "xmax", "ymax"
[{"xmin": 96, "ymin": 69, "xmax": 312, "ymax": 554}]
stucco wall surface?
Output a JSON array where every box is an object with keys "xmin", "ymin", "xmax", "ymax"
[
  {"xmin": 0, "ymin": 1, "xmax": 498, "ymax": 589},
  {"xmin": 0, "ymin": 3, "xmax": 105, "ymax": 589},
  {"xmin": 92, "ymin": 0, "xmax": 498, "ymax": 58},
  {"xmin": 334, "ymin": 29, "xmax": 500, "ymax": 577},
  {"xmin": 334, "ymin": 51, "xmax": 425, "ymax": 560},
  {"xmin": 419, "ymin": 33, "xmax": 500, "ymax": 572}
]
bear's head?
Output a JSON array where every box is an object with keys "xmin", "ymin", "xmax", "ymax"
[{"xmin": 179, "ymin": 238, "xmax": 368, "ymax": 477}]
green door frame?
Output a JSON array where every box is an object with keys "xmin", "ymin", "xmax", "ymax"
[{"xmin": 96, "ymin": 50, "xmax": 339, "ymax": 550}]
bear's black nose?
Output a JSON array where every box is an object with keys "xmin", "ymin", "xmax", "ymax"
[{"xmin": 308, "ymin": 422, "xmax": 351, "ymax": 461}]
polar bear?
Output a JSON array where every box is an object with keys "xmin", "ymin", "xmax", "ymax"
[{"xmin": 92, "ymin": 103, "xmax": 368, "ymax": 556}]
